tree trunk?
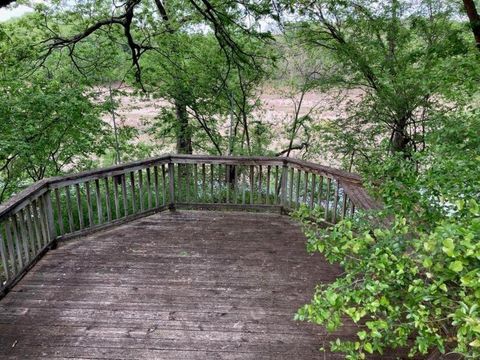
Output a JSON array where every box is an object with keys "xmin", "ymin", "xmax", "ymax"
[
  {"xmin": 391, "ymin": 116, "xmax": 410, "ymax": 155},
  {"xmin": 175, "ymin": 99, "xmax": 192, "ymax": 154},
  {"xmin": 463, "ymin": 0, "xmax": 480, "ymax": 51}
]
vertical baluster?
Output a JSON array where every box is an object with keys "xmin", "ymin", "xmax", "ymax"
[
  {"xmin": 266, "ymin": 166, "xmax": 271, "ymax": 205},
  {"xmin": 95, "ymin": 179, "xmax": 103, "ymax": 225},
  {"xmin": 249, "ymin": 165, "xmax": 254, "ymax": 205},
  {"xmin": 350, "ymin": 201, "xmax": 355, "ymax": 216},
  {"xmin": 226, "ymin": 165, "xmax": 230, "ymax": 204},
  {"xmin": 146, "ymin": 168, "xmax": 152, "ymax": 209},
  {"xmin": 54, "ymin": 188, "xmax": 65, "ymax": 236},
  {"xmin": 295, "ymin": 170, "xmax": 301, "ymax": 208},
  {"xmin": 42, "ymin": 193, "xmax": 55, "ymax": 245},
  {"xmin": 289, "ymin": 168, "xmax": 294, "ymax": 207},
  {"xmin": 153, "ymin": 166, "xmax": 160, "ymax": 208},
  {"xmin": 310, "ymin": 174, "xmax": 316, "ymax": 210},
  {"xmin": 177, "ymin": 164, "xmax": 182, "ymax": 202},
  {"xmin": 113, "ymin": 176, "xmax": 120, "ymax": 219},
  {"xmin": 85, "ymin": 182, "xmax": 94, "ymax": 226},
  {"xmin": 274, "ymin": 166, "xmax": 279, "ymax": 205},
  {"xmin": 162, "ymin": 165, "xmax": 167, "ymax": 206},
  {"xmin": 304, "ymin": 172, "xmax": 309, "ymax": 206},
  {"xmin": 242, "ymin": 168, "xmax": 246, "ymax": 205},
  {"xmin": 18, "ymin": 210, "xmax": 30, "ymax": 263},
  {"xmin": 202, "ymin": 164, "xmax": 206, "ymax": 202},
  {"xmin": 185, "ymin": 164, "xmax": 190, "ymax": 204},
  {"xmin": 5, "ymin": 221, "xmax": 17, "ymax": 274},
  {"xmin": 75, "ymin": 184, "xmax": 85, "ymax": 230},
  {"xmin": 193, "ymin": 164, "xmax": 198, "ymax": 203},
  {"xmin": 24, "ymin": 205, "xmax": 36, "ymax": 254},
  {"xmin": 210, "ymin": 164, "xmax": 214, "ymax": 203},
  {"xmin": 65, "ymin": 186, "xmax": 75, "ymax": 233},
  {"xmin": 341, "ymin": 192, "xmax": 348, "ymax": 219},
  {"xmin": 218, "ymin": 164, "xmax": 222, "ymax": 202},
  {"xmin": 168, "ymin": 163, "xmax": 175, "ymax": 207},
  {"xmin": 280, "ymin": 165, "xmax": 288, "ymax": 209},
  {"xmin": 332, "ymin": 181, "xmax": 340, "ymax": 223},
  {"xmin": 258, "ymin": 165, "xmax": 263, "ymax": 204},
  {"xmin": 317, "ymin": 176, "xmax": 324, "ymax": 209},
  {"xmin": 31, "ymin": 199, "xmax": 43, "ymax": 250},
  {"xmin": 138, "ymin": 170, "xmax": 144, "ymax": 212},
  {"xmin": 121, "ymin": 174, "xmax": 128, "ymax": 216},
  {"xmin": 129, "ymin": 172, "xmax": 136, "ymax": 213},
  {"xmin": 232, "ymin": 165, "xmax": 237, "ymax": 204},
  {"xmin": 11, "ymin": 216, "xmax": 24, "ymax": 270},
  {"xmin": 104, "ymin": 179, "xmax": 112, "ymax": 223},
  {"xmin": 0, "ymin": 230, "xmax": 10, "ymax": 281},
  {"xmin": 324, "ymin": 178, "xmax": 331, "ymax": 222}
]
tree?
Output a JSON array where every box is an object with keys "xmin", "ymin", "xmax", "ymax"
[{"xmin": 463, "ymin": 0, "xmax": 480, "ymax": 50}]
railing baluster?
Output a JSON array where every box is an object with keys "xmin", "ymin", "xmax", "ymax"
[
  {"xmin": 129, "ymin": 172, "xmax": 136, "ymax": 213},
  {"xmin": 95, "ymin": 179, "xmax": 103, "ymax": 225},
  {"xmin": 324, "ymin": 178, "xmax": 331, "ymax": 222},
  {"xmin": 11, "ymin": 216, "xmax": 23, "ymax": 270},
  {"xmin": 295, "ymin": 170, "xmax": 301, "ymax": 208},
  {"xmin": 274, "ymin": 166, "xmax": 279, "ymax": 205},
  {"xmin": 168, "ymin": 163, "xmax": 175, "ymax": 207},
  {"xmin": 65, "ymin": 186, "xmax": 75, "ymax": 233},
  {"xmin": 138, "ymin": 169, "xmax": 144, "ymax": 212},
  {"xmin": 258, "ymin": 165, "xmax": 262, "ymax": 204},
  {"xmin": 85, "ymin": 182, "xmax": 94, "ymax": 226},
  {"xmin": 304, "ymin": 172, "xmax": 309, "ymax": 205},
  {"xmin": 5, "ymin": 221, "xmax": 17, "ymax": 274},
  {"xmin": 341, "ymin": 192, "xmax": 348, "ymax": 219},
  {"xmin": 310, "ymin": 174, "xmax": 316, "ymax": 210},
  {"xmin": 31, "ymin": 199, "xmax": 44, "ymax": 250},
  {"xmin": 249, "ymin": 165, "xmax": 254, "ymax": 205},
  {"xmin": 121, "ymin": 174, "xmax": 128, "ymax": 217},
  {"xmin": 289, "ymin": 167, "xmax": 294, "ymax": 207},
  {"xmin": 332, "ymin": 180, "xmax": 340, "ymax": 223},
  {"xmin": 317, "ymin": 176, "xmax": 324, "ymax": 209},
  {"xmin": 193, "ymin": 164, "xmax": 198, "ymax": 203},
  {"xmin": 153, "ymin": 166, "xmax": 160, "ymax": 208},
  {"xmin": 104, "ymin": 178, "xmax": 112, "ymax": 223},
  {"xmin": 146, "ymin": 168, "xmax": 152, "ymax": 209},
  {"xmin": 24, "ymin": 205, "xmax": 36, "ymax": 254},
  {"xmin": 0, "ymin": 231, "xmax": 10, "ymax": 281},
  {"xmin": 54, "ymin": 188, "xmax": 65, "ymax": 236},
  {"xmin": 18, "ymin": 210, "xmax": 30, "ymax": 263},
  {"xmin": 210, "ymin": 164, "xmax": 214, "ymax": 203},
  {"xmin": 113, "ymin": 176, "xmax": 120, "ymax": 219},
  {"xmin": 75, "ymin": 184, "xmax": 85, "ymax": 230},
  {"xmin": 266, "ymin": 166, "xmax": 271, "ymax": 205},
  {"xmin": 185, "ymin": 164, "xmax": 190, "ymax": 204},
  {"xmin": 162, "ymin": 165, "xmax": 167, "ymax": 206}
]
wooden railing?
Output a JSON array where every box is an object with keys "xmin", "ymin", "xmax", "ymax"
[{"xmin": 0, "ymin": 154, "xmax": 377, "ymax": 295}]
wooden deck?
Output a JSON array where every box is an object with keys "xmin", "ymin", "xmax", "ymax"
[{"xmin": 0, "ymin": 210, "xmax": 394, "ymax": 359}]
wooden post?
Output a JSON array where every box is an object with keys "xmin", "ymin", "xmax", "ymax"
[{"xmin": 168, "ymin": 162, "xmax": 175, "ymax": 210}]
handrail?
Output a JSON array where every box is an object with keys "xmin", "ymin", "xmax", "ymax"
[{"xmin": 0, "ymin": 154, "xmax": 377, "ymax": 296}]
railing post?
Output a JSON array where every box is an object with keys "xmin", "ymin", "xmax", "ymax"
[
  {"xmin": 280, "ymin": 162, "xmax": 288, "ymax": 213},
  {"xmin": 44, "ymin": 189, "xmax": 57, "ymax": 249},
  {"xmin": 168, "ymin": 162, "xmax": 175, "ymax": 211}
]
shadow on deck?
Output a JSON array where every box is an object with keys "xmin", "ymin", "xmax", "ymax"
[{"xmin": 0, "ymin": 210, "xmax": 356, "ymax": 359}]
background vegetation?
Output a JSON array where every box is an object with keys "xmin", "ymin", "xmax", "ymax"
[{"xmin": 0, "ymin": 0, "xmax": 479, "ymax": 358}]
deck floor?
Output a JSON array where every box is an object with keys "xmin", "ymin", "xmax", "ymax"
[{"xmin": 0, "ymin": 210, "xmax": 397, "ymax": 359}]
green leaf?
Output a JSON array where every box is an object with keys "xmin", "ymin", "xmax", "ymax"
[{"xmin": 449, "ymin": 261, "xmax": 463, "ymax": 273}]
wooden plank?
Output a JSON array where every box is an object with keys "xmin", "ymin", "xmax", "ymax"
[
  {"xmin": 193, "ymin": 164, "xmax": 198, "ymax": 203},
  {"xmin": 258, "ymin": 165, "xmax": 262, "ymax": 204},
  {"xmin": 210, "ymin": 164, "xmax": 214, "ymax": 203},
  {"xmin": 30, "ymin": 200, "xmax": 43, "ymax": 250},
  {"xmin": 303, "ymin": 172, "xmax": 309, "ymax": 205},
  {"xmin": 295, "ymin": 170, "xmax": 301, "ymax": 208},
  {"xmin": 274, "ymin": 166, "xmax": 279, "ymax": 205},
  {"xmin": 18, "ymin": 210, "xmax": 30, "ymax": 263},
  {"xmin": 168, "ymin": 163, "xmax": 175, "ymax": 206},
  {"xmin": 201, "ymin": 164, "xmax": 206, "ymax": 201},
  {"xmin": 332, "ymin": 181, "xmax": 340, "ymax": 223},
  {"xmin": 24, "ymin": 205, "xmax": 37, "ymax": 255},
  {"xmin": 317, "ymin": 176, "xmax": 324, "ymax": 209},
  {"xmin": 288, "ymin": 167, "xmax": 294, "ymax": 207},
  {"xmin": 185, "ymin": 164, "xmax": 190, "ymax": 204}
]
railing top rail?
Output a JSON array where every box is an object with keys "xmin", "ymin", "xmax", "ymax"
[{"xmin": 0, "ymin": 154, "xmax": 366, "ymax": 220}]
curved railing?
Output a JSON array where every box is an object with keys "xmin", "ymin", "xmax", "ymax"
[{"xmin": 0, "ymin": 154, "xmax": 378, "ymax": 295}]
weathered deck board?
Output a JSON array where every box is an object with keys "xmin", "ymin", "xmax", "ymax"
[{"xmin": 0, "ymin": 211, "xmax": 401, "ymax": 359}]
